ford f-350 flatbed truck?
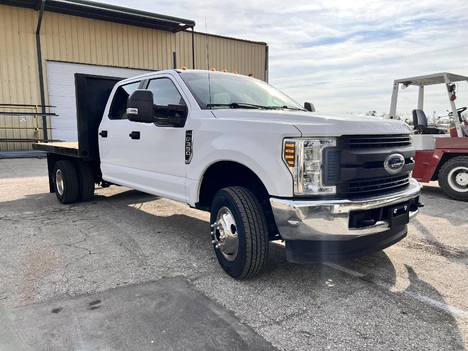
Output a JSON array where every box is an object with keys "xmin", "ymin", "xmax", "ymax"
[{"xmin": 34, "ymin": 69, "xmax": 421, "ymax": 279}]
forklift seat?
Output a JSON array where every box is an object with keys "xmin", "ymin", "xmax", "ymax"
[{"xmin": 412, "ymin": 109, "xmax": 445, "ymax": 134}]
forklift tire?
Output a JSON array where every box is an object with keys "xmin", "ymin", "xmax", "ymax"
[
  {"xmin": 75, "ymin": 161, "xmax": 95, "ymax": 202},
  {"xmin": 438, "ymin": 156, "xmax": 468, "ymax": 201},
  {"xmin": 53, "ymin": 160, "xmax": 79, "ymax": 204}
]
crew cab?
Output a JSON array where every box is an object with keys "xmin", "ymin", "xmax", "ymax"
[{"xmin": 34, "ymin": 69, "xmax": 422, "ymax": 279}]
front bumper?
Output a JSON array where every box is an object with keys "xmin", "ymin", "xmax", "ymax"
[{"xmin": 270, "ymin": 178, "xmax": 421, "ymax": 241}]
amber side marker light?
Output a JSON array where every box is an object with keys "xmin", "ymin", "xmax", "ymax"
[{"xmin": 284, "ymin": 142, "xmax": 296, "ymax": 167}]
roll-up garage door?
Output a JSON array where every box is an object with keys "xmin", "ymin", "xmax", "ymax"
[{"xmin": 46, "ymin": 61, "xmax": 150, "ymax": 141}]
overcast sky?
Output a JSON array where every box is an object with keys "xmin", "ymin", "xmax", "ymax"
[{"xmin": 100, "ymin": 0, "xmax": 468, "ymax": 119}]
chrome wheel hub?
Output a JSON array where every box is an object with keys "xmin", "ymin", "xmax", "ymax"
[
  {"xmin": 211, "ymin": 206, "xmax": 239, "ymax": 261},
  {"xmin": 55, "ymin": 169, "xmax": 64, "ymax": 196}
]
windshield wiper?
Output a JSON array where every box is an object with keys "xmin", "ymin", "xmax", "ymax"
[
  {"xmin": 206, "ymin": 102, "xmax": 270, "ymax": 110},
  {"xmin": 206, "ymin": 103, "xmax": 306, "ymax": 111},
  {"xmin": 270, "ymin": 105, "xmax": 306, "ymax": 111}
]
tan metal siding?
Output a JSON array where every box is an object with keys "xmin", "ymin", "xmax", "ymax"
[
  {"xmin": 0, "ymin": 7, "xmax": 38, "ymax": 104},
  {"xmin": 189, "ymin": 33, "xmax": 266, "ymax": 79},
  {"xmin": 41, "ymin": 13, "xmax": 179, "ymax": 70},
  {"xmin": 174, "ymin": 31, "xmax": 194, "ymax": 69},
  {"xmin": 0, "ymin": 5, "xmax": 44, "ymax": 150}
]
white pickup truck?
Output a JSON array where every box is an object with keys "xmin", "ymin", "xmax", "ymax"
[{"xmin": 34, "ymin": 69, "xmax": 421, "ymax": 279}]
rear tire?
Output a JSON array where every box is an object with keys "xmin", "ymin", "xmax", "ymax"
[
  {"xmin": 53, "ymin": 160, "xmax": 79, "ymax": 204},
  {"xmin": 75, "ymin": 161, "xmax": 95, "ymax": 202},
  {"xmin": 210, "ymin": 186, "xmax": 269, "ymax": 279},
  {"xmin": 438, "ymin": 156, "xmax": 468, "ymax": 201}
]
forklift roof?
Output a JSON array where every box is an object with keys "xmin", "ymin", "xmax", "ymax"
[{"xmin": 394, "ymin": 72, "xmax": 468, "ymax": 87}]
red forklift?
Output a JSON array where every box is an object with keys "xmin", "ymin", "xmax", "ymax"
[{"xmin": 389, "ymin": 72, "xmax": 468, "ymax": 201}]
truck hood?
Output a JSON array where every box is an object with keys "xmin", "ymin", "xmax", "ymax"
[{"xmin": 210, "ymin": 109, "xmax": 412, "ymax": 136}]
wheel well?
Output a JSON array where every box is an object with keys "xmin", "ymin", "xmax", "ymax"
[
  {"xmin": 198, "ymin": 161, "xmax": 279, "ymax": 238},
  {"xmin": 198, "ymin": 161, "xmax": 266, "ymax": 207},
  {"xmin": 432, "ymin": 152, "xmax": 468, "ymax": 181}
]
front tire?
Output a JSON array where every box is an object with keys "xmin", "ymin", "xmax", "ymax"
[
  {"xmin": 438, "ymin": 156, "xmax": 468, "ymax": 201},
  {"xmin": 53, "ymin": 160, "xmax": 79, "ymax": 204},
  {"xmin": 210, "ymin": 187, "xmax": 269, "ymax": 279}
]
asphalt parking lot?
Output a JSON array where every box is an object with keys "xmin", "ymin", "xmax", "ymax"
[{"xmin": 0, "ymin": 157, "xmax": 467, "ymax": 350}]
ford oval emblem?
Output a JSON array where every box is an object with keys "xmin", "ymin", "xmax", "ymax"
[{"xmin": 384, "ymin": 153, "xmax": 405, "ymax": 174}]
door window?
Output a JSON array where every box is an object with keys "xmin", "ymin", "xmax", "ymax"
[
  {"xmin": 147, "ymin": 78, "xmax": 184, "ymax": 106},
  {"xmin": 108, "ymin": 81, "xmax": 140, "ymax": 120},
  {"xmin": 147, "ymin": 78, "xmax": 186, "ymax": 127}
]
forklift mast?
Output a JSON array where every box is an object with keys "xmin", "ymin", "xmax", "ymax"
[{"xmin": 389, "ymin": 72, "xmax": 468, "ymax": 137}]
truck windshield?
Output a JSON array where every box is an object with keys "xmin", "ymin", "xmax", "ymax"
[{"xmin": 180, "ymin": 71, "xmax": 305, "ymax": 111}]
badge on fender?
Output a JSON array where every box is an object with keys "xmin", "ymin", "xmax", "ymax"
[{"xmin": 185, "ymin": 130, "xmax": 193, "ymax": 164}]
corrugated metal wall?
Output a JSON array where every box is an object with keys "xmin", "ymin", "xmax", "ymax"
[
  {"xmin": 193, "ymin": 34, "xmax": 266, "ymax": 78},
  {"xmin": 41, "ymin": 12, "xmax": 178, "ymax": 70},
  {"xmin": 0, "ymin": 4, "xmax": 267, "ymax": 150},
  {"xmin": 0, "ymin": 5, "xmax": 42, "ymax": 150}
]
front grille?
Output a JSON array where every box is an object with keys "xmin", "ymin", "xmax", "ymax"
[
  {"xmin": 337, "ymin": 175, "xmax": 410, "ymax": 196},
  {"xmin": 327, "ymin": 134, "xmax": 414, "ymax": 197},
  {"xmin": 339, "ymin": 134, "xmax": 412, "ymax": 149}
]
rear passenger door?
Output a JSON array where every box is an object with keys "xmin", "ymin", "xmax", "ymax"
[{"xmin": 99, "ymin": 80, "xmax": 141, "ymax": 171}]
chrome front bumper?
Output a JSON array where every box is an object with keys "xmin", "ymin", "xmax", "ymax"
[{"xmin": 270, "ymin": 178, "xmax": 421, "ymax": 241}]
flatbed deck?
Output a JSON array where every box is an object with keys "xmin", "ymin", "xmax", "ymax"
[{"xmin": 33, "ymin": 142, "xmax": 80, "ymax": 157}]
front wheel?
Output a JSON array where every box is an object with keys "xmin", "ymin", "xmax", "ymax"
[
  {"xmin": 210, "ymin": 187, "xmax": 269, "ymax": 279},
  {"xmin": 438, "ymin": 156, "xmax": 468, "ymax": 201}
]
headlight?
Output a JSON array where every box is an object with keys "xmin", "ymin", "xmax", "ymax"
[{"xmin": 283, "ymin": 138, "xmax": 336, "ymax": 195}]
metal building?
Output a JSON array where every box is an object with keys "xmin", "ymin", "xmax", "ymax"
[{"xmin": 0, "ymin": 0, "xmax": 268, "ymax": 150}]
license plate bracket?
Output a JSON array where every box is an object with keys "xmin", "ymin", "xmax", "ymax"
[{"xmin": 388, "ymin": 202, "xmax": 410, "ymax": 228}]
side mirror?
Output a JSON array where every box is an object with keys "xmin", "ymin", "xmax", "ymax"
[
  {"xmin": 127, "ymin": 89, "xmax": 154, "ymax": 123},
  {"xmin": 304, "ymin": 102, "xmax": 315, "ymax": 112}
]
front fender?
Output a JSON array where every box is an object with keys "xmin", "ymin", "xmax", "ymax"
[{"xmin": 185, "ymin": 120, "xmax": 301, "ymax": 206}]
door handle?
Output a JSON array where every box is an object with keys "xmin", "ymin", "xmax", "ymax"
[
  {"xmin": 99, "ymin": 130, "xmax": 108, "ymax": 138},
  {"xmin": 129, "ymin": 131, "xmax": 140, "ymax": 140}
]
